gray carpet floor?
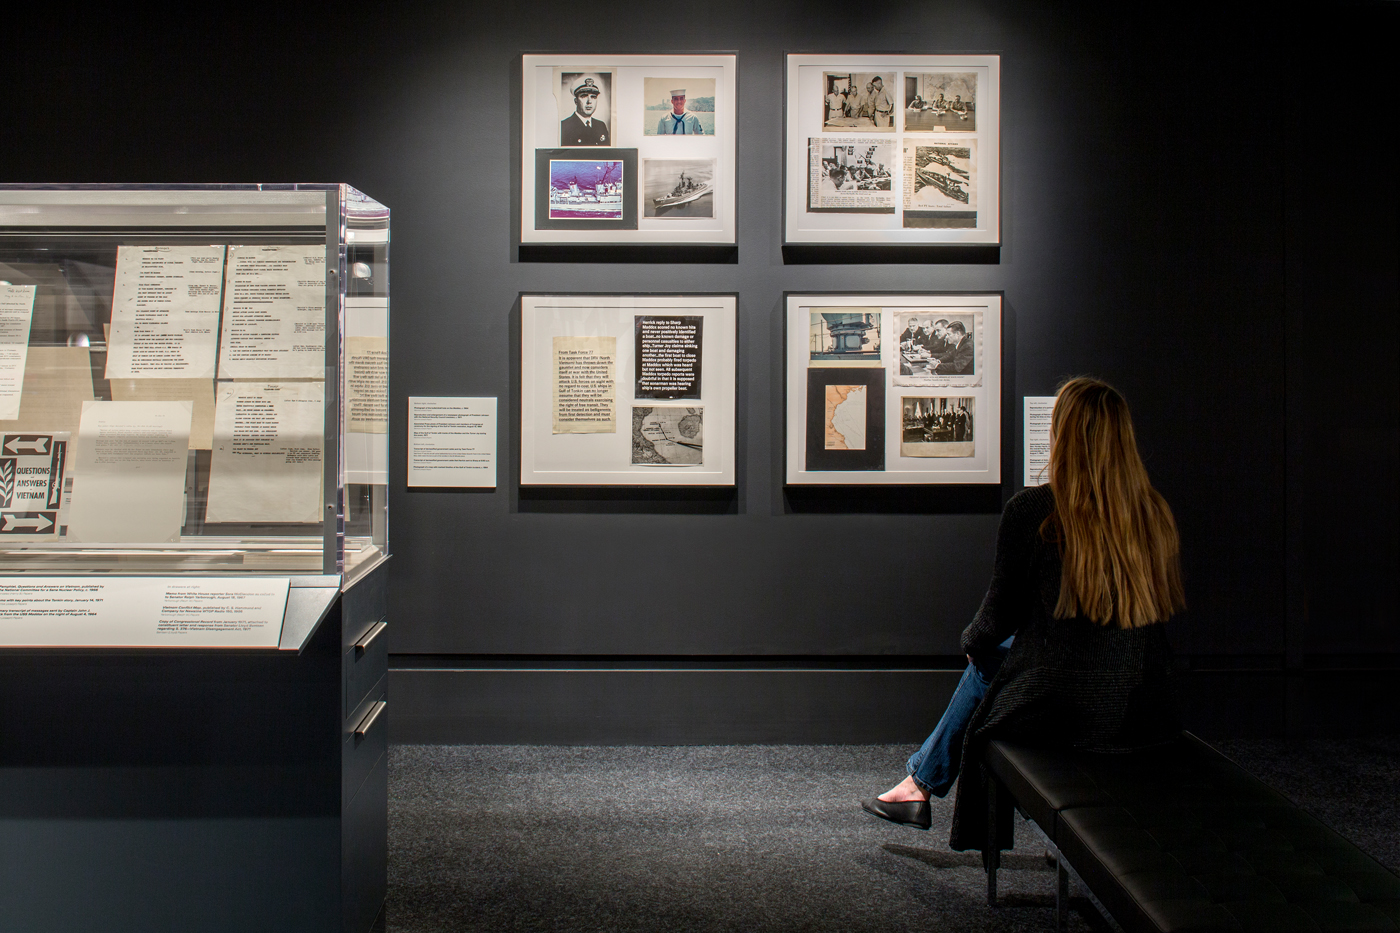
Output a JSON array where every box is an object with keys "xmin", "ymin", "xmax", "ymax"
[{"xmin": 388, "ymin": 738, "xmax": 1399, "ymax": 932}]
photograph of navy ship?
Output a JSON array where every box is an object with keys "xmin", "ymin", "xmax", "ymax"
[
  {"xmin": 907, "ymin": 143, "xmax": 976, "ymax": 209},
  {"xmin": 555, "ymin": 70, "xmax": 615, "ymax": 146},
  {"xmin": 904, "ymin": 73, "xmax": 977, "ymax": 132},
  {"xmin": 548, "ymin": 160, "xmax": 625, "ymax": 220},
  {"xmin": 643, "ymin": 159, "xmax": 714, "ymax": 218},
  {"xmin": 808, "ymin": 309, "xmax": 882, "ymax": 366},
  {"xmin": 822, "ymin": 72, "xmax": 896, "ymax": 131},
  {"xmin": 643, "ymin": 78, "xmax": 716, "ymax": 135},
  {"xmin": 900, "ymin": 396, "xmax": 974, "ymax": 458},
  {"xmin": 632, "ymin": 406, "xmax": 703, "ymax": 466}
]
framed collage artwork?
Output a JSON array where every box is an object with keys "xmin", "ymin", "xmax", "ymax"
[
  {"xmin": 784, "ymin": 54, "xmax": 1000, "ymax": 246},
  {"xmin": 785, "ymin": 293, "xmax": 1002, "ymax": 484},
  {"xmin": 520, "ymin": 293, "xmax": 737, "ymax": 485},
  {"xmin": 521, "ymin": 54, "xmax": 738, "ymax": 247}
]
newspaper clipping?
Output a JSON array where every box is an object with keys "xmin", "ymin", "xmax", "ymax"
[
  {"xmin": 808, "ymin": 139, "xmax": 895, "ymax": 212},
  {"xmin": 893, "ymin": 310, "xmax": 982, "ymax": 387},
  {"xmin": 903, "ymin": 142, "xmax": 977, "ymax": 211},
  {"xmin": 552, "ymin": 335, "xmax": 616, "ymax": 434}
]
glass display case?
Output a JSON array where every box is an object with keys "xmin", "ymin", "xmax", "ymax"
[{"xmin": 0, "ymin": 184, "xmax": 388, "ymax": 586}]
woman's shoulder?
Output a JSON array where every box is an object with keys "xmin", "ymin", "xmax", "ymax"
[{"xmin": 1002, "ymin": 484, "xmax": 1055, "ymax": 526}]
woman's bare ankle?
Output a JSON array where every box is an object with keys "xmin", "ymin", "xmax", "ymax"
[{"xmin": 877, "ymin": 775, "xmax": 930, "ymax": 803}]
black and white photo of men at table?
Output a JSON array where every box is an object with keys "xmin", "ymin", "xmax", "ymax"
[
  {"xmin": 894, "ymin": 311, "xmax": 980, "ymax": 386},
  {"xmin": 900, "ymin": 396, "xmax": 974, "ymax": 458},
  {"xmin": 903, "ymin": 72, "xmax": 977, "ymax": 132}
]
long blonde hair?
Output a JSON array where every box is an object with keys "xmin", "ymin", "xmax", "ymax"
[{"xmin": 1043, "ymin": 377, "xmax": 1185, "ymax": 628}]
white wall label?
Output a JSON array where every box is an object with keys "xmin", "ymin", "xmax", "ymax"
[{"xmin": 407, "ymin": 396, "xmax": 497, "ymax": 487}]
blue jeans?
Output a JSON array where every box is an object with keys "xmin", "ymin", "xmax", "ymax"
[{"xmin": 905, "ymin": 637, "xmax": 1013, "ymax": 797}]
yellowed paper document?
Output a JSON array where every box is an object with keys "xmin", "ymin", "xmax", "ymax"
[
  {"xmin": 345, "ymin": 335, "xmax": 388, "ymax": 434},
  {"xmin": 206, "ymin": 381, "xmax": 324, "ymax": 524},
  {"xmin": 109, "ymin": 378, "xmax": 216, "ymax": 449},
  {"xmin": 0, "ymin": 347, "xmax": 95, "ymax": 438},
  {"xmin": 552, "ymin": 335, "xmax": 616, "ymax": 434}
]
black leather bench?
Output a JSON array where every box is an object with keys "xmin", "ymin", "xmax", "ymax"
[{"xmin": 983, "ymin": 732, "xmax": 1400, "ymax": 932}]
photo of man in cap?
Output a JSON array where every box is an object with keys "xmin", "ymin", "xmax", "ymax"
[
  {"xmin": 561, "ymin": 76, "xmax": 610, "ymax": 146},
  {"xmin": 655, "ymin": 88, "xmax": 705, "ymax": 135}
]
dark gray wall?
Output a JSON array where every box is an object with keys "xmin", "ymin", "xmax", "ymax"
[{"xmin": 2, "ymin": 1, "xmax": 1395, "ymax": 741}]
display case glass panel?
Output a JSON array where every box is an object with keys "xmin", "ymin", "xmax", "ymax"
[{"xmin": 0, "ymin": 184, "xmax": 388, "ymax": 585}]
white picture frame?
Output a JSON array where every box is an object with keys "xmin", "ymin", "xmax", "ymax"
[
  {"xmin": 785, "ymin": 293, "xmax": 1002, "ymax": 484},
  {"xmin": 521, "ymin": 294, "xmax": 737, "ymax": 485},
  {"xmin": 783, "ymin": 54, "xmax": 1000, "ymax": 246},
  {"xmin": 521, "ymin": 54, "xmax": 737, "ymax": 246}
]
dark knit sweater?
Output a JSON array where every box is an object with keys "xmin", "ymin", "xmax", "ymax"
[{"xmin": 947, "ymin": 484, "xmax": 1180, "ymax": 852}]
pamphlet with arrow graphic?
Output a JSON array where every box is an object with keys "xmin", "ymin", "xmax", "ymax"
[{"xmin": 0, "ymin": 432, "xmax": 68, "ymax": 540}]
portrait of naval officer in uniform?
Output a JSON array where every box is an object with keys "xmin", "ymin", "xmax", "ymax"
[
  {"xmin": 655, "ymin": 88, "xmax": 705, "ymax": 135},
  {"xmin": 561, "ymin": 76, "xmax": 610, "ymax": 146}
]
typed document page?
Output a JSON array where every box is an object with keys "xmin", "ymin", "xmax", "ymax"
[
  {"xmin": 1024, "ymin": 396, "xmax": 1055, "ymax": 487},
  {"xmin": 407, "ymin": 396, "xmax": 497, "ymax": 487},
  {"xmin": 0, "ymin": 284, "xmax": 37, "ymax": 420},
  {"xmin": 105, "ymin": 245, "xmax": 224, "ymax": 380},
  {"xmin": 205, "ymin": 381, "xmax": 324, "ymax": 524},
  {"xmin": 217, "ymin": 245, "xmax": 327, "ymax": 379}
]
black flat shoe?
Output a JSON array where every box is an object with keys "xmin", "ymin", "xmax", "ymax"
[{"xmin": 861, "ymin": 796, "xmax": 931, "ymax": 830}]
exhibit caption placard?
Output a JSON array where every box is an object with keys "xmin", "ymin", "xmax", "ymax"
[{"xmin": 0, "ymin": 576, "xmax": 290, "ymax": 648}]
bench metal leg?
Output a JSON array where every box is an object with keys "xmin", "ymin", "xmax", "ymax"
[
  {"xmin": 1056, "ymin": 853, "xmax": 1070, "ymax": 931},
  {"xmin": 985, "ymin": 771, "xmax": 1000, "ymax": 906}
]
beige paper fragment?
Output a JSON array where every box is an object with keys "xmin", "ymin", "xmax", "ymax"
[
  {"xmin": 551, "ymin": 335, "xmax": 616, "ymax": 434},
  {"xmin": 345, "ymin": 335, "xmax": 388, "ymax": 434},
  {"xmin": 109, "ymin": 378, "xmax": 216, "ymax": 449},
  {"xmin": 0, "ymin": 347, "xmax": 96, "ymax": 438}
]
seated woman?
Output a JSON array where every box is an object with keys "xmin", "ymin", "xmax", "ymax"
[{"xmin": 862, "ymin": 377, "xmax": 1184, "ymax": 850}]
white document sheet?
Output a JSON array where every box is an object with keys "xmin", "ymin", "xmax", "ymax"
[
  {"xmin": 217, "ymin": 245, "xmax": 327, "ymax": 379},
  {"xmin": 407, "ymin": 396, "xmax": 497, "ymax": 487},
  {"xmin": 0, "ymin": 576, "xmax": 289, "ymax": 648},
  {"xmin": 206, "ymin": 381, "xmax": 324, "ymax": 523},
  {"xmin": 66, "ymin": 400, "xmax": 193, "ymax": 543},
  {"xmin": 1024, "ymin": 396, "xmax": 1055, "ymax": 487},
  {"xmin": 105, "ymin": 245, "xmax": 224, "ymax": 379},
  {"xmin": 0, "ymin": 347, "xmax": 95, "ymax": 438},
  {"xmin": 0, "ymin": 284, "xmax": 38, "ymax": 419}
]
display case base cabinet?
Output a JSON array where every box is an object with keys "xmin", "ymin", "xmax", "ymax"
[{"xmin": 0, "ymin": 562, "xmax": 389, "ymax": 933}]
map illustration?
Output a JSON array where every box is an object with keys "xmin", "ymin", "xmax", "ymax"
[
  {"xmin": 824, "ymin": 385, "xmax": 866, "ymax": 450},
  {"xmin": 632, "ymin": 406, "xmax": 703, "ymax": 465}
]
